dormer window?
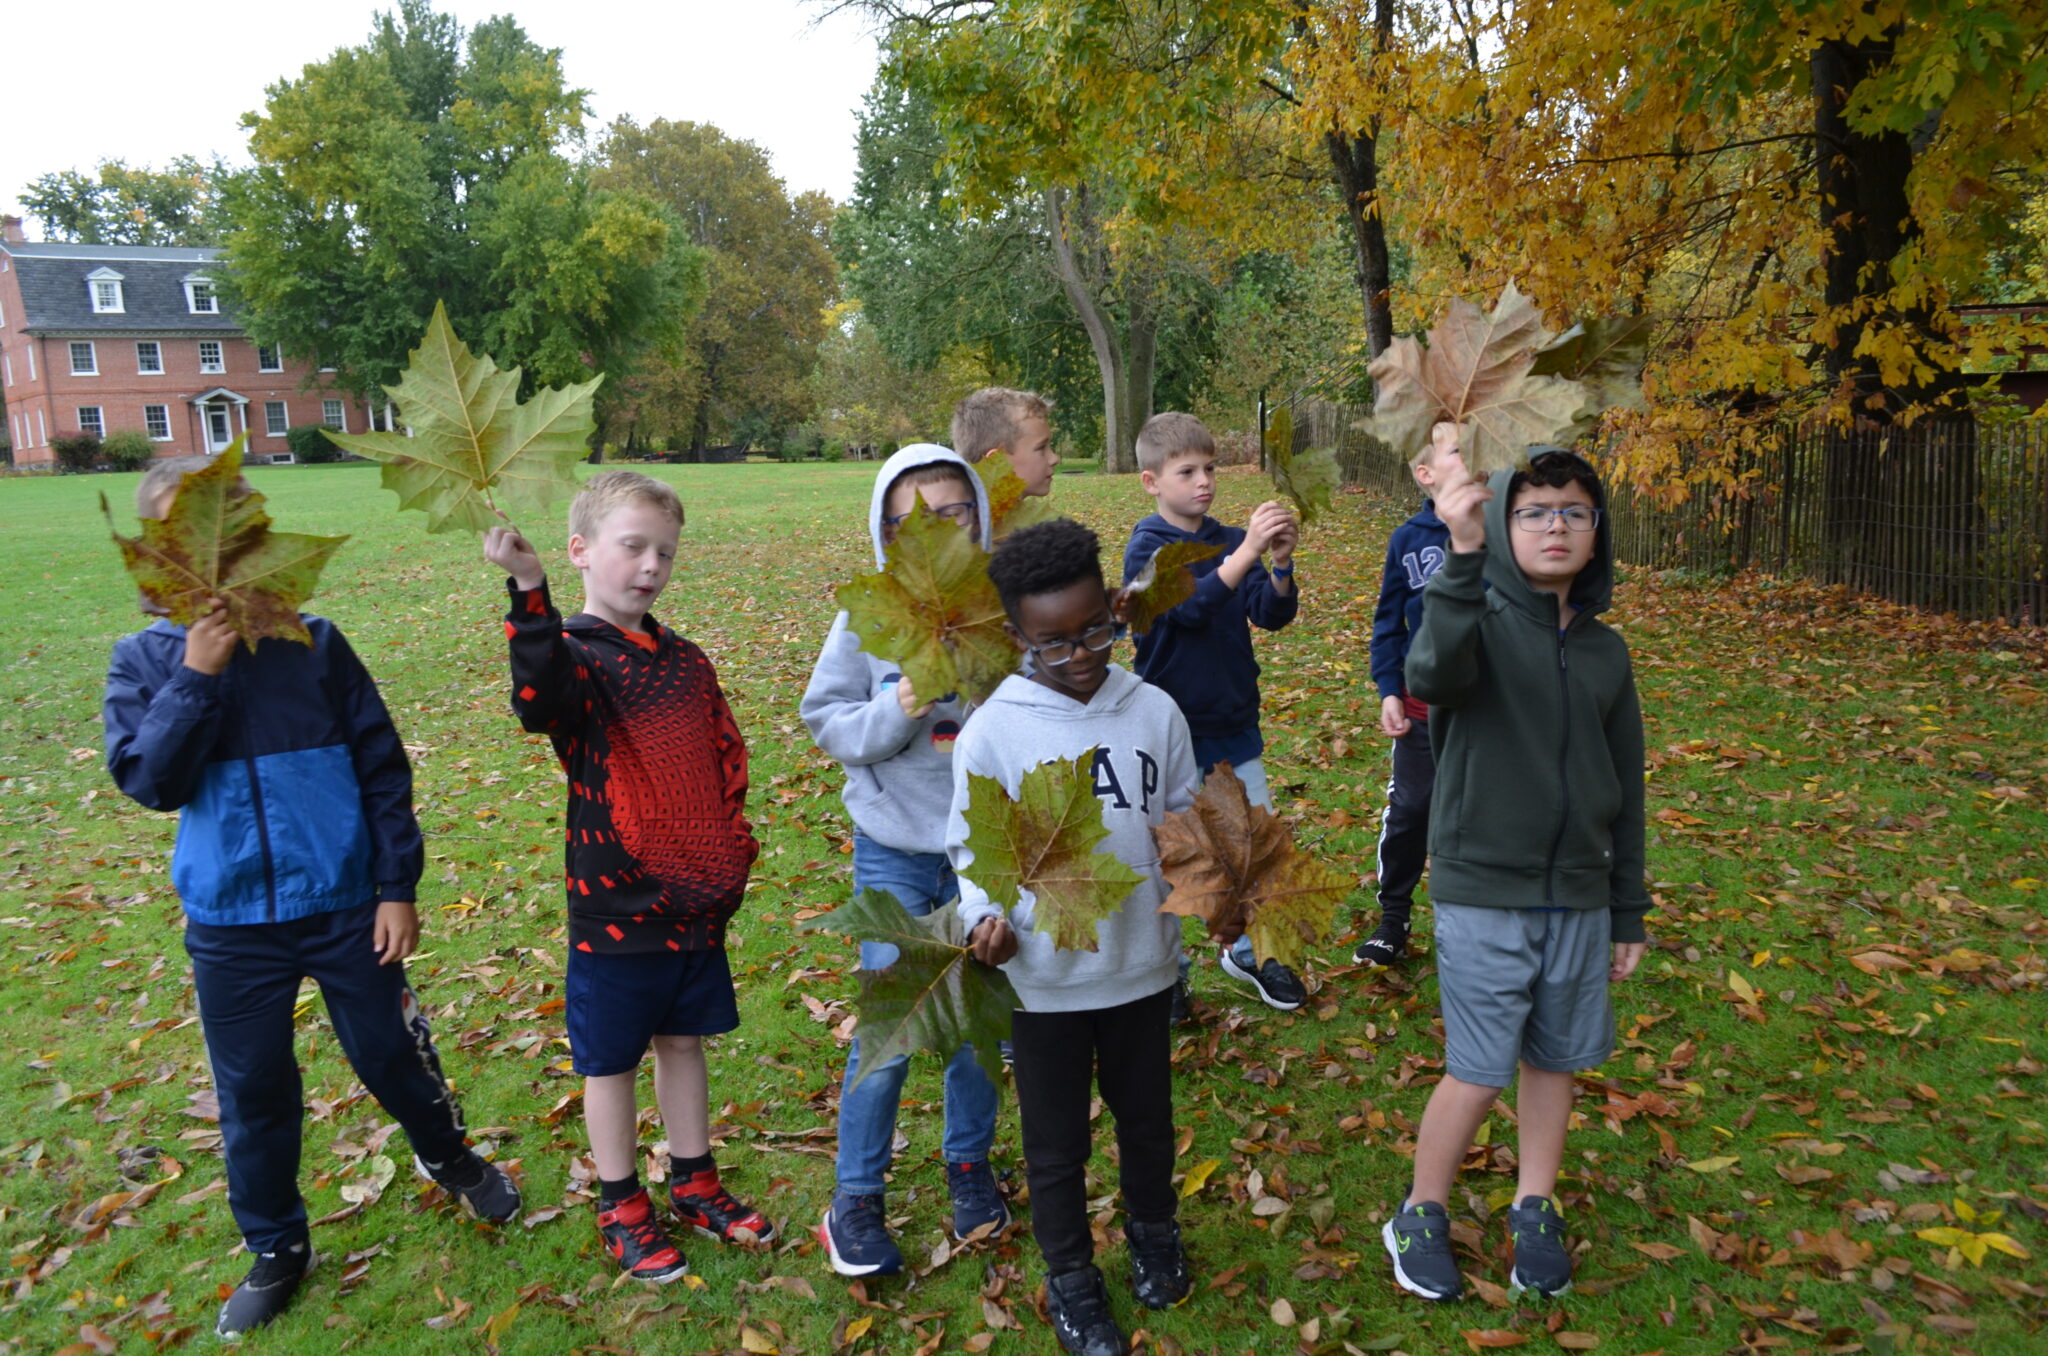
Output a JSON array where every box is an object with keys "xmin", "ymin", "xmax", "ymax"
[
  {"xmin": 88, "ymin": 268, "xmax": 126, "ymax": 313},
  {"xmin": 185, "ymin": 275, "xmax": 219, "ymax": 315}
]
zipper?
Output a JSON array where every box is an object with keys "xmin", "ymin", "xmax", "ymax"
[
  {"xmin": 236, "ymin": 666, "xmax": 280, "ymax": 921},
  {"xmin": 1542, "ymin": 615, "xmax": 1574, "ymax": 906}
]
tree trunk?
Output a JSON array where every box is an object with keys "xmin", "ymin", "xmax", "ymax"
[
  {"xmin": 1046, "ymin": 186, "xmax": 1136, "ymax": 473},
  {"xmin": 1320, "ymin": 0, "xmax": 1396, "ymax": 355},
  {"xmin": 1124, "ymin": 292, "xmax": 1156, "ymax": 465}
]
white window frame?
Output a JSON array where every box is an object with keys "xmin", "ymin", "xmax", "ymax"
[
  {"xmin": 185, "ymin": 276, "xmax": 219, "ymax": 315},
  {"xmin": 257, "ymin": 343, "xmax": 284, "ymax": 373},
  {"xmin": 136, "ymin": 340, "xmax": 163, "ymax": 374},
  {"xmin": 26, "ymin": 343, "xmax": 35, "ymax": 381},
  {"xmin": 322, "ymin": 399, "xmax": 347, "ymax": 432},
  {"xmin": 198, "ymin": 340, "xmax": 225, "ymax": 374},
  {"xmin": 3, "ymin": 353, "xmax": 10, "ymax": 386},
  {"xmin": 144, "ymin": 404, "xmax": 172, "ymax": 441},
  {"xmin": 37, "ymin": 409, "xmax": 47, "ymax": 446},
  {"xmin": 88, "ymin": 269, "xmax": 126, "ymax": 314},
  {"xmin": 264, "ymin": 401, "xmax": 289, "ymax": 436},
  {"xmin": 69, "ymin": 341, "xmax": 97, "ymax": 375},
  {"xmin": 77, "ymin": 405, "xmax": 105, "ymax": 437}
]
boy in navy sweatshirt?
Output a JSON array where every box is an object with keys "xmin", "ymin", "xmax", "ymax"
[
  {"xmin": 1121, "ymin": 413, "xmax": 1303, "ymax": 1012},
  {"xmin": 1358, "ymin": 421, "xmax": 1456, "ymax": 965},
  {"xmin": 104, "ymin": 458, "xmax": 517, "ymax": 1340}
]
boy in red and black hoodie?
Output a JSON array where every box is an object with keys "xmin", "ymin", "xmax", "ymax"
[{"xmin": 484, "ymin": 470, "xmax": 770, "ymax": 1283}]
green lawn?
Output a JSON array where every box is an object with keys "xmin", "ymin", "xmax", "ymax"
[{"xmin": 0, "ymin": 460, "xmax": 2043, "ymax": 1355}]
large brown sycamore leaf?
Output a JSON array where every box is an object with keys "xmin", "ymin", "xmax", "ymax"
[
  {"xmin": 836, "ymin": 499, "xmax": 1015, "ymax": 705},
  {"xmin": 103, "ymin": 436, "xmax": 346, "ymax": 651},
  {"xmin": 806, "ymin": 889, "xmax": 1019, "ymax": 1093},
  {"xmin": 976, "ymin": 450, "xmax": 1057, "ymax": 540},
  {"xmin": 1154, "ymin": 764, "xmax": 1350, "ymax": 971},
  {"xmin": 1120, "ymin": 539, "xmax": 1223, "ymax": 635},
  {"xmin": 324, "ymin": 301, "xmax": 601, "ymax": 534},
  {"xmin": 1366, "ymin": 283, "xmax": 1588, "ymax": 475},
  {"xmin": 962, "ymin": 751, "xmax": 1145, "ymax": 952}
]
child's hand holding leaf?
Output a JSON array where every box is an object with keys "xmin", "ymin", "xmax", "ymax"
[
  {"xmin": 483, "ymin": 524, "xmax": 544, "ymax": 590},
  {"xmin": 1434, "ymin": 450, "xmax": 1492, "ymax": 554}
]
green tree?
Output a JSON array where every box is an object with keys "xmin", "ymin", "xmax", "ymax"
[
  {"xmin": 219, "ymin": 0, "xmax": 701, "ymax": 411},
  {"xmin": 20, "ymin": 157, "xmax": 221, "ymax": 246},
  {"xmin": 593, "ymin": 119, "xmax": 837, "ymax": 458}
]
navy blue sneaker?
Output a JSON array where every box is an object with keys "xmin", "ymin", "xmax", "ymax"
[
  {"xmin": 818, "ymin": 1191, "xmax": 903, "ymax": 1277},
  {"xmin": 216, "ymin": 1243, "xmax": 316, "ymax": 1339},
  {"xmin": 947, "ymin": 1160, "xmax": 1010, "ymax": 1241},
  {"xmin": 1508, "ymin": 1195, "xmax": 1573, "ymax": 1296},
  {"xmin": 1383, "ymin": 1198, "xmax": 1462, "ymax": 1301}
]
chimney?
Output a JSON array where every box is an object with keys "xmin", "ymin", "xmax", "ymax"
[{"xmin": 1, "ymin": 216, "xmax": 24, "ymax": 244}]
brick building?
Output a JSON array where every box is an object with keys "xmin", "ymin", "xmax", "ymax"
[{"xmin": 1, "ymin": 216, "xmax": 365, "ymax": 466}]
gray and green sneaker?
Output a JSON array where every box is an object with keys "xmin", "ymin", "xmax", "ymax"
[
  {"xmin": 1382, "ymin": 1198, "xmax": 1463, "ymax": 1301},
  {"xmin": 1508, "ymin": 1195, "xmax": 1573, "ymax": 1296}
]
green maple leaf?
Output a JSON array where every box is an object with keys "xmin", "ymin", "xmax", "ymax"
[
  {"xmin": 1154, "ymin": 764, "xmax": 1350, "ymax": 971},
  {"xmin": 324, "ymin": 300, "xmax": 602, "ymax": 533},
  {"xmin": 806, "ymin": 890, "xmax": 1019, "ymax": 1095},
  {"xmin": 1366, "ymin": 282, "xmax": 1589, "ymax": 474},
  {"xmin": 1120, "ymin": 539, "xmax": 1223, "ymax": 635},
  {"xmin": 976, "ymin": 450, "xmax": 1057, "ymax": 540},
  {"xmin": 962, "ymin": 751, "xmax": 1145, "ymax": 952},
  {"xmin": 102, "ymin": 436, "xmax": 347, "ymax": 650},
  {"xmin": 1531, "ymin": 315, "xmax": 1652, "ymax": 437},
  {"xmin": 835, "ymin": 499, "xmax": 1016, "ymax": 705}
]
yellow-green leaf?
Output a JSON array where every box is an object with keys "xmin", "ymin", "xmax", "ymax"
[
  {"xmin": 962, "ymin": 751, "xmax": 1145, "ymax": 952},
  {"xmin": 1121, "ymin": 539, "xmax": 1223, "ymax": 635},
  {"xmin": 1179, "ymin": 1157, "xmax": 1222, "ymax": 1198},
  {"xmin": 1687, "ymin": 1155, "xmax": 1740, "ymax": 1174},
  {"xmin": 836, "ymin": 498, "xmax": 1014, "ymax": 706}
]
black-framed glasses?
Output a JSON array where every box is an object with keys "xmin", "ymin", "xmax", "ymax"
[
  {"xmin": 882, "ymin": 501, "xmax": 977, "ymax": 530},
  {"xmin": 1025, "ymin": 621, "xmax": 1123, "ymax": 668},
  {"xmin": 1510, "ymin": 505, "xmax": 1601, "ymax": 532}
]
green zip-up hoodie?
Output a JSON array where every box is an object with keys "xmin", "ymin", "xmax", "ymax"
[{"xmin": 1404, "ymin": 449, "xmax": 1651, "ymax": 943}]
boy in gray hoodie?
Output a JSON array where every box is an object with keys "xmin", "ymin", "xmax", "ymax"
[
  {"xmin": 956, "ymin": 519, "xmax": 1202, "ymax": 1356},
  {"xmin": 800, "ymin": 445, "xmax": 1005, "ymax": 1277}
]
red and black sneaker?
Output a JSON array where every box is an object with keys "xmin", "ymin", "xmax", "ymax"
[
  {"xmin": 596, "ymin": 1188, "xmax": 689, "ymax": 1283},
  {"xmin": 670, "ymin": 1168, "xmax": 775, "ymax": 1244}
]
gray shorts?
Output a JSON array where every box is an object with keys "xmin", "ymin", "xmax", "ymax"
[{"xmin": 1434, "ymin": 903, "xmax": 1614, "ymax": 1087}]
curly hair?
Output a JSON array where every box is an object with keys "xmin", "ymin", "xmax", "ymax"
[
  {"xmin": 986, "ymin": 518, "xmax": 1103, "ymax": 617},
  {"xmin": 1507, "ymin": 448, "xmax": 1602, "ymax": 505}
]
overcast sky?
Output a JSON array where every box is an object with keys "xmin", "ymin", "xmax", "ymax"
[{"xmin": 4, "ymin": 0, "xmax": 881, "ymax": 228}]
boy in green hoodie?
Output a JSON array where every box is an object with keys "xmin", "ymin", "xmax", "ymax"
[{"xmin": 1382, "ymin": 447, "xmax": 1651, "ymax": 1303}]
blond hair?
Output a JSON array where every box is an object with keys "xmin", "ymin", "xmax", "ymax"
[
  {"xmin": 951, "ymin": 387, "xmax": 1051, "ymax": 461},
  {"xmin": 1135, "ymin": 411, "xmax": 1215, "ymax": 474},
  {"xmin": 1412, "ymin": 418, "xmax": 1460, "ymax": 471},
  {"xmin": 135, "ymin": 455, "xmax": 218, "ymax": 519},
  {"xmin": 569, "ymin": 470, "xmax": 684, "ymax": 542}
]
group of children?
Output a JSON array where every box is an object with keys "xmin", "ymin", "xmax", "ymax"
[{"xmin": 101, "ymin": 388, "xmax": 1650, "ymax": 1345}]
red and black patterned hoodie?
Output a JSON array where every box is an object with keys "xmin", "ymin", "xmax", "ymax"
[{"xmin": 504, "ymin": 580, "xmax": 759, "ymax": 955}]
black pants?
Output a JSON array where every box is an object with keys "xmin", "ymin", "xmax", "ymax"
[
  {"xmin": 184, "ymin": 901, "xmax": 471, "ymax": 1254},
  {"xmin": 1375, "ymin": 725, "xmax": 1436, "ymax": 917},
  {"xmin": 1009, "ymin": 984, "xmax": 1177, "ymax": 1275}
]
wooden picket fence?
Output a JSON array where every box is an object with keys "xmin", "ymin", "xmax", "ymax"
[{"xmin": 1282, "ymin": 394, "xmax": 2048, "ymax": 622}]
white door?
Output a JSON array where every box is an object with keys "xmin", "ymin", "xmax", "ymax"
[{"xmin": 206, "ymin": 405, "xmax": 232, "ymax": 452}]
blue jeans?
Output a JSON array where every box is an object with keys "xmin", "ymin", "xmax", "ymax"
[
  {"xmin": 1181, "ymin": 757, "xmax": 1273, "ymax": 974},
  {"xmin": 835, "ymin": 833, "xmax": 1000, "ymax": 1194}
]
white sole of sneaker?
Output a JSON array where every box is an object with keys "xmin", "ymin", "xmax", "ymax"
[
  {"xmin": 689, "ymin": 1220, "xmax": 778, "ymax": 1245},
  {"xmin": 1509, "ymin": 1268, "xmax": 1572, "ymax": 1297},
  {"xmin": 817, "ymin": 1212, "xmax": 903, "ymax": 1277},
  {"xmin": 1218, "ymin": 950, "xmax": 1303, "ymax": 1011},
  {"xmin": 1381, "ymin": 1219, "xmax": 1460, "ymax": 1301}
]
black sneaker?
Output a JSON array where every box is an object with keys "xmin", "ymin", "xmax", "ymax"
[
  {"xmin": 1508, "ymin": 1195, "xmax": 1573, "ymax": 1296},
  {"xmin": 415, "ymin": 1151, "xmax": 522, "ymax": 1223},
  {"xmin": 1352, "ymin": 915, "xmax": 1410, "ymax": 966},
  {"xmin": 216, "ymin": 1243, "xmax": 316, "ymax": 1339},
  {"xmin": 1168, "ymin": 976, "xmax": 1192, "ymax": 1027},
  {"xmin": 817, "ymin": 1190, "xmax": 903, "ymax": 1277},
  {"xmin": 1383, "ymin": 1198, "xmax": 1463, "ymax": 1301},
  {"xmin": 1126, "ymin": 1217, "xmax": 1190, "ymax": 1309},
  {"xmin": 947, "ymin": 1161, "xmax": 1010, "ymax": 1241},
  {"xmin": 1218, "ymin": 947, "xmax": 1306, "ymax": 1011},
  {"xmin": 1045, "ymin": 1264, "xmax": 1126, "ymax": 1356},
  {"xmin": 595, "ymin": 1188, "xmax": 689, "ymax": 1283}
]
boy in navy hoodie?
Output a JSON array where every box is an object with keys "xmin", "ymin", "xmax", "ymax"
[
  {"xmin": 1357, "ymin": 421, "xmax": 1456, "ymax": 965},
  {"xmin": 104, "ymin": 458, "xmax": 518, "ymax": 1340},
  {"xmin": 1122, "ymin": 412, "xmax": 1303, "ymax": 1012}
]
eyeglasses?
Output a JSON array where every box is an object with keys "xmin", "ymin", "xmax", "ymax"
[
  {"xmin": 1510, "ymin": 505, "xmax": 1601, "ymax": 532},
  {"xmin": 1025, "ymin": 621, "xmax": 1122, "ymax": 668},
  {"xmin": 882, "ymin": 501, "xmax": 977, "ymax": 531}
]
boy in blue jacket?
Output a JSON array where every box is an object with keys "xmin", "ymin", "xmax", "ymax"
[
  {"xmin": 102, "ymin": 459, "xmax": 517, "ymax": 1339},
  {"xmin": 1358, "ymin": 421, "xmax": 1456, "ymax": 965},
  {"xmin": 1122, "ymin": 412, "xmax": 1303, "ymax": 1013}
]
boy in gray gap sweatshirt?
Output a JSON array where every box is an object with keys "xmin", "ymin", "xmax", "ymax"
[
  {"xmin": 799, "ymin": 445, "xmax": 1005, "ymax": 1278},
  {"xmin": 956, "ymin": 519, "xmax": 1201, "ymax": 1356}
]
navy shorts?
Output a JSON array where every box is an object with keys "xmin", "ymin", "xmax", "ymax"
[{"xmin": 566, "ymin": 945, "xmax": 740, "ymax": 1077}]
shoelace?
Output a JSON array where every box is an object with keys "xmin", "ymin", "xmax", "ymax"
[
  {"xmin": 950, "ymin": 1168, "xmax": 999, "ymax": 1213},
  {"xmin": 608, "ymin": 1199, "xmax": 670, "ymax": 1256},
  {"xmin": 688, "ymin": 1181, "xmax": 750, "ymax": 1219},
  {"xmin": 837, "ymin": 1195, "xmax": 891, "ymax": 1244}
]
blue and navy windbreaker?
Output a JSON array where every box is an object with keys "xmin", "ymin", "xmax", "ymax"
[
  {"xmin": 102, "ymin": 617, "xmax": 423, "ymax": 926},
  {"xmin": 1370, "ymin": 500, "xmax": 1450, "ymax": 705}
]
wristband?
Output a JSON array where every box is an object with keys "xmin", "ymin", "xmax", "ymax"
[{"xmin": 1271, "ymin": 563, "xmax": 1294, "ymax": 578}]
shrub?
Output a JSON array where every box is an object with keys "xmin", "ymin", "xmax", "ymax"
[
  {"xmin": 821, "ymin": 439, "xmax": 847, "ymax": 464},
  {"xmin": 287, "ymin": 424, "xmax": 345, "ymax": 463},
  {"xmin": 52, "ymin": 431, "xmax": 102, "ymax": 473},
  {"xmin": 100, "ymin": 430, "xmax": 157, "ymax": 473}
]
